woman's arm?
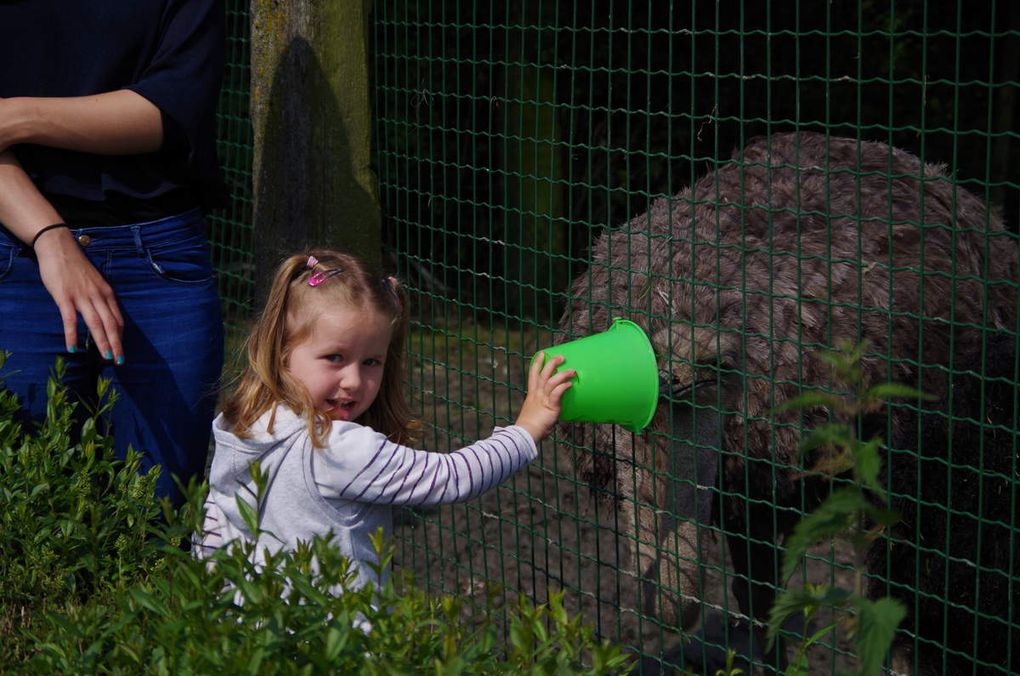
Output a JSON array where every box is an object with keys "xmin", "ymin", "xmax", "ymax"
[
  {"xmin": 0, "ymin": 150, "xmax": 124, "ymax": 361},
  {"xmin": 0, "ymin": 90, "xmax": 163, "ymax": 154}
]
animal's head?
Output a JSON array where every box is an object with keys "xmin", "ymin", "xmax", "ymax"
[{"xmin": 555, "ymin": 198, "xmax": 790, "ymax": 507}]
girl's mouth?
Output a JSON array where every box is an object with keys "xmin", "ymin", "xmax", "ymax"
[{"xmin": 327, "ymin": 399, "xmax": 357, "ymax": 419}]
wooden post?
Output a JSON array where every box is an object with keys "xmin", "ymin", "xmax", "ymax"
[
  {"xmin": 503, "ymin": 63, "xmax": 566, "ymax": 321},
  {"xmin": 250, "ymin": 0, "xmax": 380, "ymax": 296}
]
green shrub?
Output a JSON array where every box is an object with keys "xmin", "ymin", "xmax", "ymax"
[
  {"xmin": 0, "ymin": 356, "xmax": 174, "ymax": 665},
  {"xmin": 25, "ymin": 535, "xmax": 631, "ymax": 674},
  {"xmin": 0, "ymin": 356, "xmax": 632, "ymax": 674}
]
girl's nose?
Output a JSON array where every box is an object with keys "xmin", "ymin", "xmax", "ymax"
[{"xmin": 339, "ymin": 365, "xmax": 361, "ymax": 390}]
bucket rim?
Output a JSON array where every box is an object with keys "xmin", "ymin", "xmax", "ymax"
[{"xmin": 609, "ymin": 317, "xmax": 659, "ymax": 431}]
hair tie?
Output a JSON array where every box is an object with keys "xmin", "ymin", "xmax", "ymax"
[{"xmin": 31, "ymin": 223, "xmax": 70, "ymax": 249}]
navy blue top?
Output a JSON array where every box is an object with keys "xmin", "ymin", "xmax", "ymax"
[{"xmin": 0, "ymin": 0, "xmax": 226, "ymax": 226}]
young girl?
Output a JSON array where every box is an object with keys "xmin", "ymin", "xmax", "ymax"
[{"xmin": 197, "ymin": 249, "xmax": 574, "ymax": 592}]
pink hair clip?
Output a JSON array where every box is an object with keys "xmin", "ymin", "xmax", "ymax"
[{"xmin": 306, "ymin": 255, "xmax": 343, "ymax": 287}]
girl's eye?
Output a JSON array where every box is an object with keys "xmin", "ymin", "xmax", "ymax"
[
  {"xmin": 364, "ymin": 358, "xmax": 383, "ymax": 367},
  {"xmin": 326, "ymin": 354, "xmax": 344, "ymax": 364}
]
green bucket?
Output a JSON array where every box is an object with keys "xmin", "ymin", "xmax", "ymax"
[{"xmin": 535, "ymin": 318, "xmax": 659, "ymax": 432}]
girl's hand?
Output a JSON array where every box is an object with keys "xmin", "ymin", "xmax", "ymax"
[
  {"xmin": 34, "ymin": 227, "xmax": 124, "ymax": 361},
  {"xmin": 515, "ymin": 352, "xmax": 575, "ymax": 443}
]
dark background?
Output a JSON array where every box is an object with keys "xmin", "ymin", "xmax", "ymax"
[{"xmin": 372, "ymin": 0, "xmax": 1019, "ymax": 320}]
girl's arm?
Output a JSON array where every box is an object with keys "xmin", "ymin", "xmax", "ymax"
[
  {"xmin": 316, "ymin": 425, "xmax": 541, "ymax": 508},
  {"xmin": 0, "ymin": 91, "xmax": 163, "ymax": 155},
  {"xmin": 0, "ymin": 150, "xmax": 124, "ymax": 360},
  {"xmin": 315, "ymin": 356, "xmax": 574, "ymax": 507}
]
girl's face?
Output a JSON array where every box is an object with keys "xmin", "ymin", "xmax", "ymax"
[{"xmin": 286, "ymin": 303, "xmax": 393, "ymax": 422}]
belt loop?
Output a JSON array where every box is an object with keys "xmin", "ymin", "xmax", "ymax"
[{"xmin": 131, "ymin": 225, "xmax": 144, "ymax": 256}]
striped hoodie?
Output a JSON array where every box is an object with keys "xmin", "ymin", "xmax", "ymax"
[{"xmin": 197, "ymin": 405, "xmax": 537, "ymax": 591}]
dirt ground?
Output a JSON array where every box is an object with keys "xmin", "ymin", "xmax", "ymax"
[{"xmin": 391, "ymin": 325, "xmax": 856, "ymax": 674}]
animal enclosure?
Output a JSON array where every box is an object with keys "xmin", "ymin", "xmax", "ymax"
[{"xmin": 212, "ymin": 1, "xmax": 1019, "ymax": 673}]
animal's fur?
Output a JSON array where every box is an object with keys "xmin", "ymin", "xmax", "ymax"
[
  {"xmin": 557, "ymin": 132, "xmax": 1018, "ymax": 668},
  {"xmin": 877, "ymin": 331, "xmax": 1019, "ymax": 674}
]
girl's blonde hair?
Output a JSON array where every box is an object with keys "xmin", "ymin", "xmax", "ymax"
[{"xmin": 222, "ymin": 249, "xmax": 421, "ymax": 447}]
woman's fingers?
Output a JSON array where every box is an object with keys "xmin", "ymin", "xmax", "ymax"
[
  {"xmin": 75, "ymin": 292, "xmax": 124, "ymax": 361},
  {"xmin": 92, "ymin": 283, "xmax": 125, "ymax": 360},
  {"xmin": 54, "ymin": 297, "xmax": 79, "ymax": 353}
]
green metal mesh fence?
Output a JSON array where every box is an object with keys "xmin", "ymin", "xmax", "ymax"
[
  {"xmin": 211, "ymin": 1, "xmax": 256, "ymax": 355},
  {"xmin": 217, "ymin": 2, "xmax": 1019, "ymax": 673}
]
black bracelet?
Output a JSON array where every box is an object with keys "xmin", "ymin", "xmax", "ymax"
[{"xmin": 30, "ymin": 223, "xmax": 70, "ymax": 249}]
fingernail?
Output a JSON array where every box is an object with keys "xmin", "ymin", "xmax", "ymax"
[
  {"xmin": 104, "ymin": 350, "xmax": 113, "ymax": 360},
  {"xmin": 67, "ymin": 345, "xmax": 76, "ymax": 354},
  {"xmin": 115, "ymin": 356, "xmax": 124, "ymax": 365}
]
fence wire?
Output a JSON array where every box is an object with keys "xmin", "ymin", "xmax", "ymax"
[{"xmin": 218, "ymin": 2, "xmax": 1019, "ymax": 673}]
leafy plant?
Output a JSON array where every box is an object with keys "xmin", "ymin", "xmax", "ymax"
[
  {"xmin": 767, "ymin": 342, "xmax": 931, "ymax": 676},
  {"xmin": 0, "ymin": 355, "xmax": 172, "ymax": 665}
]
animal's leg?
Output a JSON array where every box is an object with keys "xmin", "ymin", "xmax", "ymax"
[
  {"xmin": 633, "ymin": 490, "xmax": 702, "ymax": 631},
  {"xmin": 722, "ymin": 495, "xmax": 788, "ymax": 671},
  {"xmin": 628, "ymin": 398, "xmax": 725, "ymax": 633}
]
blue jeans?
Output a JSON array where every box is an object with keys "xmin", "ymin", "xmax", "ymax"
[{"xmin": 0, "ymin": 209, "xmax": 224, "ymax": 505}]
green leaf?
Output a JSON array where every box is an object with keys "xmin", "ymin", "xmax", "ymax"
[
  {"xmin": 247, "ymin": 646, "xmax": 265, "ymax": 673},
  {"xmin": 808, "ymin": 449, "xmax": 856, "ymax": 478},
  {"xmin": 797, "ymin": 423, "xmax": 854, "ymax": 456},
  {"xmin": 549, "ymin": 590, "xmax": 568, "ymax": 626},
  {"xmin": 863, "ymin": 383, "xmax": 934, "ymax": 402},
  {"xmin": 235, "ymin": 495, "xmax": 259, "ymax": 535},
  {"xmin": 128, "ymin": 588, "xmax": 170, "ymax": 617},
  {"xmin": 507, "ymin": 621, "xmax": 525, "ymax": 657},
  {"xmin": 853, "ymin": 438, "xmax": 884, "ymax": 497},
  {"xmin": 852, "ymin": 597, "xmax": 906, "ymax": 676},
  {"xmin": 766, "ymin": 590, "xmax": 812, "ymax": 651},
  {"xmin": 773, "ymin": 391, "xmax": 847, "ymax": 414},
  {"xmin": 782, "ymin": 488, "xmax": 871, "ymax": 581},
  {"xmin": 767, "ymin": 586, "xmax": 851, "ymax": 651}
]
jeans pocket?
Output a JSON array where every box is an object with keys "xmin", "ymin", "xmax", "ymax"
[
  {"xmin": 145, "ymin": 236, "xmax": 216, "ymax": 285},
  {"xmin": 0, "ymin": 244, "xmax": 17, "ymax": 283}
]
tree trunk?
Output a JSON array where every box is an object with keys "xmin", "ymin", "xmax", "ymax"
[{"xmin": 250, "ymin": 0, "xmax": 381, "ymax": 300}]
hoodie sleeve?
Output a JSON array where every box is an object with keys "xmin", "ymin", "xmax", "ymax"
[{"xmin": 312, "ymin": 424, "xmax": 538, "ymax": 506}]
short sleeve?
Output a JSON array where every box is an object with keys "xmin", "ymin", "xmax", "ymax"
[{"xmin": 125, "ymin": 0, "xmax": 225, "ymax": 163}]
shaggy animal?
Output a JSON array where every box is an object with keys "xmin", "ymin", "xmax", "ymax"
[{"xmin": 557, "ymin": 132, "xmax": 1018, "ymax": 672}]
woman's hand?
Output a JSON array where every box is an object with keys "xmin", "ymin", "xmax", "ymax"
[
  {"xmin": 514, "ymin": 352, "xmax": 575, "ymax": 443},
  {"xmin": 0, "ymin": 150, "xmax": 124, "ymax": 361},
  {"xmin": 33, "ymin": 227, "xmax": 124, "ymax": 361}
]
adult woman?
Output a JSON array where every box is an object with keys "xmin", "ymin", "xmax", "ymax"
[{"xmin": 0, "ymin": 0, "xmax": 226, "ymax": 505}]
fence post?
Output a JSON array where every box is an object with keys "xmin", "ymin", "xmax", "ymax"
[
  {"xmin": 250, "ymin": 0, "xmax": 381, "ymax": 295},
  {"xmin": 503, "ymin": 62, "xmax": 566, "ymax": 321}
]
